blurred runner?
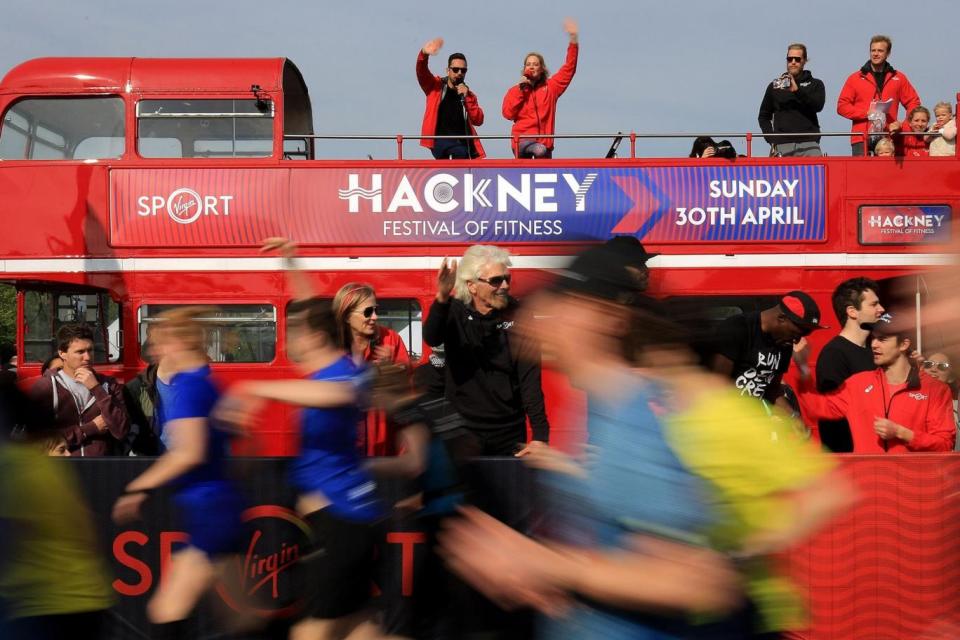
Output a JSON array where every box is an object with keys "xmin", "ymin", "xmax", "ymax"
[
  {"xmin": 111, "ymin": 308, "xmax": 246, "ymax": 636},
  {"xmin": 0, "ymin": 379, "xmax": 113, "ymax": 640}
]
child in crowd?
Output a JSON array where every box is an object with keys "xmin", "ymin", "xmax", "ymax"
[
  {"xmin": 873, "ymin": 137, "xmax": 895, "ymax": 156},
  {"xmin": 928, "ymin": 101, "xmax": 957, "ymax": 156}
]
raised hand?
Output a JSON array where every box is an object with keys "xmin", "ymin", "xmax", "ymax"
[
  {"xmin": 437, "ymin": 257, "xmax": 458, "ymax": 302},
  {"xmin": 260, "ymin": 237, "xmax": 297, "ymax": 258},
  {"xmin": 422, "ymin": 37, "xmax": 444, "ymax": 56},
  {"xmin": 563, "ymin": 17, "xmax": 579, "ymax": 42}
]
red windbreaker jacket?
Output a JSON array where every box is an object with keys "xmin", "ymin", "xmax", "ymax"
[
  {"xmin": 361, "ymin": 326, "xmax": 411, "ymax": 457},
  {"xmin": 836, "ymin": 62, "xmax": 920, "ymax": 145},
  {"xmin": 416, "ymin": 51, "xmax": 486, "ymax": 159},
  {"xmin": 502, "ymin": 43, "xmax": 579, "ymax": 156},
  {"xmin": 797, "ymin": 366, "xmax": 955, "ymax": 453},
  {"xmin": 894, "ymin": 119, "xmax": 930, "ymax": 157}
]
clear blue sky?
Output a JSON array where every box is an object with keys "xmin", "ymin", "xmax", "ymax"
[{"xmin": 3, "ymin": 0, "xmax": 956, "ymax": 159}]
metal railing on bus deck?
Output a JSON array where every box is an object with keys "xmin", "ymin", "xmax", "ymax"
[
  {"xmin": 286, "ymin": 129, "xmax": 957, "ymax": 160},
  {"xmin": 289, "ymin": 93, "xmax": 960, "ymax": 160}
]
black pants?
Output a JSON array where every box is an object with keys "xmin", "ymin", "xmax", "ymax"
[
  {"xmin": 7, "ymin": 610, "xmax": 106, "ymax": 640},
  {"xmin": 469, "ymin": 421, "xmax": 527, "ymax": 456},
  {"xmin": 431, "ymin": 139, "xmax": 472, "ymax": 159},
  {"xmin": 851, "ymin": 142, "xmax": 866, "ymax": 156}
]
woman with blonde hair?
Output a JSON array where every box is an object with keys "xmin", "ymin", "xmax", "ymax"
[
  {"xmin": 333, "ymin": 283, "xmax": 410, "ymax": 456},
  {"xmin": 111, "ymin": 307, "xmax": 245, "ymax": 634},
  {"xmin": 502, "ymin": 18, "xmax": 579, "ymax": 158}
]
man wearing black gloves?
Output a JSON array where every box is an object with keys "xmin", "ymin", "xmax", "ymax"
[
  {"xmin": 423, "ymin": 244, "xmax": 549, "ymax": 456},
  {"xmin": 758, "ymin": 43, "xmax": 825, "ymax": 157}
]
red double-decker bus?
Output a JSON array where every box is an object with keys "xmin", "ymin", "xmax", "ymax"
[
  {"xmin": 1, "ymin": 57, "xmax": 959, "ymax": 638},
  {"xmin": 1, "ymin": 56, "xmax": 955, "ymax": 454}
]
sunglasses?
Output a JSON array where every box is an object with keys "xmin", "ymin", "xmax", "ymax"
[
  {"xmin": 922, "ymin": 360, "xmax": 951, "ymax": 372},
  {"xmin": 477, "ymin": 275, "xmax": 511, "ymax": 288},
  {"xmin": 786, "ymin": 56, "xmax": 803, "ymax": 63},
  {"xmin": 449, "ymin": 67, "xmax": 468, "ymax": 74},
  {"xmin": 356, "ymin": 305, "xmax": 379, "ymax": 319}
]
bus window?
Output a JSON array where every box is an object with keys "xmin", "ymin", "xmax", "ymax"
[
  {"xmin": 138, "ymin": 304, "xmax": 277, "ymax": 364},
  {"xmin": 378, "ymin": 299, "xmax": 423, "ymax": 361},
  {"xmin": 0, "ymin": 97, "xmax": 125, "ymax": 160},
  {"xmin": 283, "ymin": 298, "xmax": 423, "ymax": 361},
  {"xmin": 23, "ymin": 290, "xmax": 122, "ymax": 364},
  {"xmin": 137, "ymin": 99, "xmax": 274, "ymax": 159}
]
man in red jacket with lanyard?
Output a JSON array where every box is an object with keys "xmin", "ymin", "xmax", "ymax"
[
  {"xmin": 797, "ymin": 312, "xmax": 955, "ymax": 453},
  {"xmin": 837, "ymin": 34, "xmax": 920, "ymax": 156},
  {"xmin": 417, "ymin": 38, "xmax": 485, "ymax": 160},
  {"xmin": 502, "ymin": 18, "xmax": 579, "ymax": 158}
]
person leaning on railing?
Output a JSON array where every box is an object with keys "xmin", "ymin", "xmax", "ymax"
[{"xmin": 502, "ymin": 18, "xmax": 579, "ymax": 159}]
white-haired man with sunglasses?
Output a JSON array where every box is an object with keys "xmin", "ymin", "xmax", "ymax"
[{"xmin": 423, "ymin": 245, "xmax": 549, "ymax": 456}]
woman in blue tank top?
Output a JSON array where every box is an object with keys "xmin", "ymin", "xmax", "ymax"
[{"xmin": 112, "ymin": 307, "xmax": 244, "ymax": 631}]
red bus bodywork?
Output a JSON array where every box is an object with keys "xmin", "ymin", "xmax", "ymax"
[
  {"xmin": 1, "ymin": 56, "xmax": 958, "ymax": 638},
  {"xmin": 1, "ymin": 57, "xmax": 955, "ymax": 453}
]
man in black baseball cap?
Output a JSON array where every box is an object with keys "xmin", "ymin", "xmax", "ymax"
[
  {"xmin": 603, "ymin": 235, "xmax": 658, "ymax": 292},
  {"xmin": 711, "ymin": 290, "xmax": 827, "ymax": 412}
]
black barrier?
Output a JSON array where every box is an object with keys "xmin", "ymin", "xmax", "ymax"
[{"xmin": 71, "ymin": 457, "xmax": 536, "ymax": 640}]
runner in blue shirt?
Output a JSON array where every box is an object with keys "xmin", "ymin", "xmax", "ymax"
[
  {"xmin": 228, "ymin": 239, "xmax": 389, "ymax": 639},
  {"xmin": 112, "ymin": 307, "xmax": 244, "ymax": 633}
]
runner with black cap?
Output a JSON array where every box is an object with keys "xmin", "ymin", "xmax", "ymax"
[
  {"xmin": 711, "ymin": 290, "xmax": 827, "ymax": 414},
  {"xmin": 603, "ymin": 235, "xmax": 658, "ymax": 292}
]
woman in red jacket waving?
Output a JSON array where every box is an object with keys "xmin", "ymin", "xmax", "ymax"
[{"xmin": 502, "ymin": 18, "xmax": 579, "ymax": 159}]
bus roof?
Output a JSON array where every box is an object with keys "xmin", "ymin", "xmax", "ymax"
[{"xmin": 0, "ymin": 57, "xmax": 298, "ymax": 95}]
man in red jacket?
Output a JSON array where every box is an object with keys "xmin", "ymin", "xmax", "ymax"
[
  {"xmin": 837, "ymin": 34, "xmax": 920, "ymax": 156},
  {"xmin": 30, "ymin": 323, "xmax": 130, "ymax": 456},
  {"xmin": 502, "ymin": 18, "xmax": 579, "ymax": 158},
  {"xmin": 417, "ymin": 38, "xmax": 485, "ymax": 160},
  {"xmin": 797, "ymin": 312, "xmax": 955, "ymax": 453}
]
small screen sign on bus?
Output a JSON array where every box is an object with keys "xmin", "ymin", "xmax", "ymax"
[{"xmin": 858, "ymin": 205, "xmax": 952, "ymax": 245}]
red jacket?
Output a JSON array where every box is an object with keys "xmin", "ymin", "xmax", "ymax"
[
  {"xmin": 361, "ymin": 326, "xmax": 411, "ymax": 457},
  {"xmin": 416, "ymin": 51, "xmax": 486, "ymax": 159},
  {"xmin": 894, "ymin": 119, "xmax": 930, "ymax": 157},
  {"xmin": 836, "ymin": 62, "xmax": 920, "ymax": 145},
  {"xmin": 797, "ymin": 366, "xmax": 955, "ymax": 453},
  {"xmin": 30, "ymin": 368, "xmax": 130, "ymax": 456},
  {"xmin": 502, "ymin": 43, "xmax": 579, "ymax": 155}
]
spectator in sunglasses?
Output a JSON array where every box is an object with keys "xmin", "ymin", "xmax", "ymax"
[
  {"xmin": 921, "ymin": 352, "xmax": 959, "ymax": 449},
  {"xmin": 758, "ymin": 43, "xmax": 825, "ymax": 157},
  {"xmin": 418, "ymin": 38, "xmax": 485, "ymax": 159},
  {"xmin": 424, "ymin": 245, "xmax": 550, "ymax": 455},
  {"xmin": 333, "ymin": 283, "xmax": 411, "ymax": 456}
]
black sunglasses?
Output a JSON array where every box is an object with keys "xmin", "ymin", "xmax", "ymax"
[
  {"xmin": 922, "ymin": 360, "xmax": 951, "ymax": 372},
  {"xmin": 476, "ymin": 275, "xmax": 511, "ymax": 288},
  {"xmin": 357, "ymin": 305, "xmax": 379, "ymax": 318},
  {"xmin": 449, "ymin": 67, "xmax": 468, "ymax": 74},
  {"xmin": 786, "ymin": 56, "xmax": 803, "ymax": 63}
]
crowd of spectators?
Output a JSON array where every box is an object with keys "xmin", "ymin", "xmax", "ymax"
[{"xmin": 416, "ymin": 27, "xmax": 956, "ymax": 159}]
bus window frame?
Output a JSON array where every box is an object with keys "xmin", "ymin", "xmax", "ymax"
[
  {"xmin": 136, "ymin": 301, "xmax": 279, "ymax": 366},
  {"xmin": 14, "ymin": 281, "xmax": 124, "ymax": 366},
  {"xmin": 0, "ymin": 94, "xmax": 127, "ymax": 161},
  {"xmin": 134, "ymin": 96, "xmax": 278, "ymax": 160}
]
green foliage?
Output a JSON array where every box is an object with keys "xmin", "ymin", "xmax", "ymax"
[{"xmin": 0, "ymin": 284, "xmax": 14, "ymax": 348}]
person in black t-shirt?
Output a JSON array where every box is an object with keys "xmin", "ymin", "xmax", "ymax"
[
  {"xmin": 711, "ymin": 291, "xmax": 827, "ymax": 413},
  {"xmin": 417, "ymin": 39, "xmax": 486, "ymax": 159},
  {"xmin": 814, "ymin": 278, "xmax": 885, "ymax": 452}
]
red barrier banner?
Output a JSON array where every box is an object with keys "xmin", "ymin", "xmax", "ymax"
[{"xmin": 783, "ymin": 455, "xmax": 960, "ymax": 639}]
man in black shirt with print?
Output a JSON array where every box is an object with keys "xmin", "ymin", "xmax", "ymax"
[
  {"xmin": 712, "ymin": 291, "xmax": 827, "ymax": 414},
  {"xmin": 814, "ymin": 278, "xmax": 885, "ymax": 451}
]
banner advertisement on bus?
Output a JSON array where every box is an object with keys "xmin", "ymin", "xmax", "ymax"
[{"xmin": 110, "ymin": 165, "xmax": 826, "ymax": 246}]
